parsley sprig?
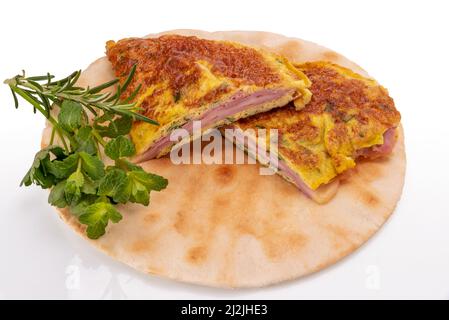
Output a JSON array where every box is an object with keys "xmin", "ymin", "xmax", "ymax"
[{"xmin": 4, "ymin": 68, "xmax": 168, "ymax": 239}]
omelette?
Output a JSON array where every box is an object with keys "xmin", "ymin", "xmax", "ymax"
[
  {"xmin": 106, "ymin": 35, "xmax": 311, "ymax": 161},
  {"xmin": 233, "ymin": 61, "xmax": 401, "ymax": 202}
]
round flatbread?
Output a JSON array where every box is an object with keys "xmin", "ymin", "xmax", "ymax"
[{"xmin": 45, "ymin": 30, "xmax": 406, "ymax": 288}]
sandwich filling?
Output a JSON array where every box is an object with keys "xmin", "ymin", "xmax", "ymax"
[
  {"xmin": 233, "ymin": 61, "xmax": 401, "ymax": 202},
  {"xmin": 106, "ymin": 35, "xmax": 311, "ymax": 161}
]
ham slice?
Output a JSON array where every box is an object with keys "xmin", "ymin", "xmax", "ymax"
[
  {"xmin": 356, "ymin": 128, "xmax": 397, "ymax": 159},
  {"xmin": 230, "ymin": 127, "xmax": 340, "ymax": 203},
  {"xmin": 231, "ymin": 126, "xmax": 397, "ymax": 203},
  {"xmin": 134, "ymin": 88, "xmax": 292, "ymax": 162}
]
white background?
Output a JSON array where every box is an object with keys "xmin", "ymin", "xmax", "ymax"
[{"xmin": 0, "ymin": 0, "xmax": 448, "ymax": 299}]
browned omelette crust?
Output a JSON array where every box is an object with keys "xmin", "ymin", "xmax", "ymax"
[
  {"xmin": 106, "ymin": 35, "xmax": 299, "ymax": 115},
  {"xmin": 297, "ymin": 62, "xmax": 400, "ymax": 127},
  {"xmin": 106, "ymin": 35, "xmax": 312, "ymax": 155},
  {"xmin": 236, "ymin": 62, "xmax": 401, "ymax": 189}
]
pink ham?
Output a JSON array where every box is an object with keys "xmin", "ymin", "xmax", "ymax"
[
  {"xmin": 356, "ymin": 128, "xmax": 397, "ymax": 159},
  {"xmin": 134, "ymin": 88, "xmax": 292, "ymax": 162},
  {"xmin": 232, "ymin": 126, "xmax": 398, "ymax": 203},
  {"xmin": 231, "ymin": 127, "xmax": 337, "ymax": 203}
]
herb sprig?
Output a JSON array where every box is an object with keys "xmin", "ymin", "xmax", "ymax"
[{"xmin": 4, "ymin": 68, "xmax": 168, "ymax": 239}]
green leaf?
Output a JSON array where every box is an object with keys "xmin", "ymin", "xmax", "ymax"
[
  {"xmin": 130, "ymin": 181, "xmax": 150, "ymax": 205},
  {"xmin": 114, "ymin": 180, "xmax": 132, "ymax": 204},
  {"xmin": 78, "ymin": 152, "xmax": 104, "ymax": 180},
  {"xmin": 104, "ymin": 136, "xmax": 136, "ymax": 160},
  {"xmin": 64, "ymin": 170, "xmax": 84, "ymax": 205},
  {"xmin": 20, "ymin": 145, "xmax": 64, "ymax": 188},
  {"xmin": 123, "ymin": 170, "xmax": 168, "ymax": 206},
  {"xmin": 48, "ymin": 180, "xmax": 67, "ymax": 208},
  {"xmin": 58, "ymin": 100, "xmax": 83, "ymax": 132},
  {"xmin": 98, "ymin": 165, "xmax": 169, "ymax": 206},
  {"xmin": 69, "ymin": 194, "xmax": 98, "ymax": 217},
  {"xmin": 97, "ymin": 168, "xmax": 129, "ymax": 203},
  {"xmin": 93, "ymin": 114, "xmax": 132, "ymax": 138},
  {"xmin": 29, "ymin": 165, "xmax": 56, "ymax": 189},
  {"xmin": 74, "ymin": 126, "xmax": 97, "ymax": 155},
  {"xmin": 48, "ymin": 146, "xmax": 66, "ymax": 160},
  {"xmin": 128, "ymin": 170, "xmax": 168, "ymax": 192},
  {"xmin": 21, "ymin": 147, "xmax": 53, "ymax": 184},
  {"xmin": 78, "ymin": 202, "xmax": 122, "ymax": 239},
  {"xmin": 47, "ymin": 153, "xmax": 79, "ymax": 179},
  {"xmin": 120, "ymin": 159, "xmax": 144, "ymax": 172},
  {"xmin": 81, "ymin": 175, "xmax": 98, "ymax": 195}
]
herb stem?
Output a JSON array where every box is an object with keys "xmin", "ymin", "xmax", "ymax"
[
  {"xmin": 115, "ymin": 158, "xmax": 128, "ymax": 171},
  {"xmin": 49, "ymin": 127, "xmax": 56, "ymax": 145},
  {"xmin": 55, "ymin": 127, "xmax": 70, "ymax": 151},
  {"xmin": 76, "ymin": 157, "xmax": 83, "ymax": 172},
  {"xmin": 43, "ymin": 116, "xmax": 71, "ymax": 152},
  {"xmin": 10, "ymin": 86, "xmax": 48, "ymax": 116},
  {"xmin": 9, "ymin": 85, "xmax": 75, "ymax": 151},
  {"xmin": 91, "ymin": 129, "xmax": 107, "ymax": 147}
]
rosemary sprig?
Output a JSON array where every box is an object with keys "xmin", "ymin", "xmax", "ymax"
[{"xmin": 4, "ymin": 65, "xmax": 157, "ymax": 125}]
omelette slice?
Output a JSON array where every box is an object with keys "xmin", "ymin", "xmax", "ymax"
[
  {"xmin": 233, "ymin": 61, "xmax": 401, "ymax": 202},
  {"xmin": 106, "ymin": 35, "xmax": 311, "ymax": 160}
]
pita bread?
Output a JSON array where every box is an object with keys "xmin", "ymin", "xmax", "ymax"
[{"xmin": 45, "ymin": 30, "xmax": 405, "ymax": 288}]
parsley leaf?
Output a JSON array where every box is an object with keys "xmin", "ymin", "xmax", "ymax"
[
  {"xmin": 78, "ymin": 152, "xmax": 105, "ymax": 180},
  {"xmin": 64, "ymin": 170, "xmax": 84, "ymax": 205},
  {"xmin": 104, "ymin": 136, "xmax": 136, "ymax": 160},
  {"xmin": 48, "ymin": 154, "xmax": 79, "ymax": 179},
  {"xmin": 48, "ymin": 180, "xmax": 67, "ymax": 208},
  {"xmin": 74, "ymin": 127, "xmax": 97, "ymax": 155},
  {"xmin": 81, "ymin": 175, "xmax": 98, "ymax": 195},
  {"xmin": 98, "ymin": 168, "xmax": 129, "ymax": 203},
  {"xmin": 20, "ymin": 146, "xmax": 64, "ymax": 188},
  {"xmin": 78, "ymin": 202, "xmax": 122, "ymax": 239},
  {"xmin": 58, "ymin": 100, "xmax": 84, "ymax": 132},
  {"xmin": 94, "ymin": 113, "xmax": 132, "ymax": 138},
  {"xmin": 70, "ymin": 194, "xmax": 98, "ymax": 217},
  {"xmin": 129, "ymin": 179, "xmax": 149, "ymax": 205},
  {"xmin": 128, "ymin": 170, "xmax": 168, "ymax": 192},
  {"xmin": 126, "ymin": 170, "xmax": 168, "ymax": 205}
]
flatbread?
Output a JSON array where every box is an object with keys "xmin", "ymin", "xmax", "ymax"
[{"xmin": 46, "ymin": 30, "xmax": 406, "ymax": 288}]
